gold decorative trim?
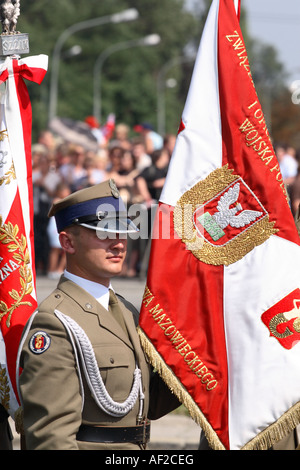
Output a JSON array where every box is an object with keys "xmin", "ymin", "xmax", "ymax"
[
  {"xmin": 0, "ymin": 218, "xmax": 33, "ymax": 328},
  {"xmin": 0, "ymin": 129, "xmax": 8, "ymax": 142},
  {"xmin": 138, "ymin": 326, "xmax": 300, "ymax": 450},
  {"xmin": 189, "ymin": 217, "xmax": 277, "ymax": 266},
  {"xmin": 0, "ymin": 163, "xmax": 16, "ymax": 187},
  {"xmin": 138, "ymin": 327, "xmax": 225, "ymax": 450},
  {"xmin": 243, "ymin": 401, "xmax": 300, "ymax": 450},
  {"xmin": 174, "ymin": 165, "xmax": 278, "ymax": 266}
]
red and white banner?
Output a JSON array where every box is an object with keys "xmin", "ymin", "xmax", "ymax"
[
  {"xmin": 138, "ymin": 0, "xmax": 300, "ymax": 450},
  {"xmin": 0, "ymin": 55, "xmax": 48, "ymax": 417}
]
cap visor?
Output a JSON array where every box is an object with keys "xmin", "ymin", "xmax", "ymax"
[{"xmin": 79, "ymin": 217, "xmax": 139, "ymax": 234}]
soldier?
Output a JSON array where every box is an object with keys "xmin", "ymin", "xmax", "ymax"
[{"xmin": 18, "ymin": 179, "xmax": 179, "ymax": 450}]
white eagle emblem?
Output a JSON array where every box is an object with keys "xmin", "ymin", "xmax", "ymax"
[{"xmin": 212, "ymin": 182, "xmax": 262, "ymax": 229}]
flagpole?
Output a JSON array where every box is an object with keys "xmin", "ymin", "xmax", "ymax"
[
  {"xmin": 0, "ymin": 0, "xmax": 48, "ymax": 432},
  {"xmin": 157, "ymin": 54, "xmax": 196, "ymax": 136}
]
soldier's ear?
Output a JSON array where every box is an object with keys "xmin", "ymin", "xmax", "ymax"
[{"xmin": 59, "ymin": 230, "xmax": 76, "ymax": 254}]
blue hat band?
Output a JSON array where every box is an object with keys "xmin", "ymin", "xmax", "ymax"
[{"xmin": 55, "ymin": 196, "xmax": 126, "ymax": 232}]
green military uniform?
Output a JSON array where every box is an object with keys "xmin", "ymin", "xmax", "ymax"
[{"xmin": 18, "ymin": 180, "xmax": 179, "ymax": 450}]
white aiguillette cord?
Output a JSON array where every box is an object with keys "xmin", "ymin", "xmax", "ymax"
[
  {"xmin": 54, "ymin": 309, "xmax": 144, "ymax": 419},
  {"xmin": 16, "ymin": 309, "xmax": 145, "ymax": 419}
]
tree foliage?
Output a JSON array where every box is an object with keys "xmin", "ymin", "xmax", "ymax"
[
  {"xmin": 18, "ymin": 0, "xmax": 200, "ymax": 137},
  {"xmin": 17, "ymin": 0, "xmax": 300, "ymax": 148}
]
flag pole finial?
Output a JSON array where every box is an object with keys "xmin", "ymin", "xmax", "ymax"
[{"xmin": 0, "ymin": 0, "xmax": 29, "ymax": 56}]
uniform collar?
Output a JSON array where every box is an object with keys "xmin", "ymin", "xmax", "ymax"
[{"xmin": 64, "ymin": 270, "xmax": 113, "ymax": 311}]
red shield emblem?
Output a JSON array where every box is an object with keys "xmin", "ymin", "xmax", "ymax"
[{"xmin": 261, "ymin": 289, "xmax": 300, "ymax": 349}]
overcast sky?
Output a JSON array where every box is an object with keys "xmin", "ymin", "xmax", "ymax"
[{"xmin": 243, "ymin": 0, "xmax": 300, "ymax": 86}]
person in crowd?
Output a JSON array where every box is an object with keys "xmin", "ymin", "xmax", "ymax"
[
  {"xmin": 275, "ymin": 143, "xmax": 298, "ymax": 186},
  {"xmin": 134, "ymin": 123, "xmax": 163, "ymax": 154},
  {"xmin": 47, "ymin": 182, "xmax": 71, "ymax": 280},
  {"xmin": 63, "ymin": 145, "xmax": 88, "ymax": 192},
  {"xmin": 32, "ymin": 149, "xmax": 62, "ymax": 274},
  {"xmin": 116, "ymin": 150, "xmax": 139, "ymax": 202},
  {"xmin": 18, "ymin": 180, "xmax": 179, "ymax": 450},
  {"xmin": 110, "ymin": 123, "xmax": 132, "ymax": 150},
  {"xmin": 55, "ymin": 142, "xmax": 74, "ymax": 175},
  {"xmin": 163, "ymin": 133, "xmax": 177, "ymax": 159},
  {"xmin": 117, "ymin": 150, "xmax": 141, "ymax": 278},
  {"xmin": 92, "ymin": 148, "xmax": 110, "ymax": 176},
  {"xmin": 134, "ymin": 148, "xmax": 170, "ymax": 278},
  {"xmin": 37, "ymin": 130, "xmax": 57, "ymax": 158},
  {"xmin": 72, "ymin": 151, "xmax": 107, "ymax": 190},
  {"xmin": 131, "ymin": 138, "xmax": 152, "ymax": 172},
  {"xmin": 136, "ymin": 148, "xmax": 170, "ymax": 206},
  {"xmin": 107, "ymin": 145, "xmax": 123, "ymax": 174},
  {"xmin": 289, "ymin": 148, "xmax": 300, "ymax": 216}
]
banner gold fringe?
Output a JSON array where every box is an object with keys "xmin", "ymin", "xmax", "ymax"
[
  {"xmin": 138, "ymin": 327, "xmax": 300, "ymax": 450},
  {"xmin": 138, "ymin": 327, "xmax": 225, "ymax": 450},
  {"xmin": 243, "ymin": 402, "xmax": 300, "ymax": 450}
]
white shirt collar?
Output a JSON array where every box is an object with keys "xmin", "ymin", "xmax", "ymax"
[{"xmin": 64, "ymin": 270, "xmax": 113, "ymax": 311}]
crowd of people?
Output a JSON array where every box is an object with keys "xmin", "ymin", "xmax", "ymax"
[
  {"xmin": 32, "ymin": 122, "xmax": 177, "ymax": 280},
  {"xmin": 277, "ymin": 143, "xmax": 300, "ymax": 216},
  {"xmin": 32, "ymin": 118, "xmax": 300, "ymax": 281}
]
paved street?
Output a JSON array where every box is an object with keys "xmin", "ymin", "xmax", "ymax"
[{"xmin": 10, "ymin": 275, "xmax": 201, "ymax": 450}]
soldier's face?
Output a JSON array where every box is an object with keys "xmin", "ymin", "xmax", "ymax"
[{"xmin": 62, "ymin": 226, "xmax": 127, "ymax": 286}]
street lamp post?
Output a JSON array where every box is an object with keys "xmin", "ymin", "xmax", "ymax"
[
  {"xmin": 93, "ymin": 34, "xmax": 161, "ymax": 123},
  {"xmin": 48, "ymin": 8, "xmax": 139, "ymax": 124},
  {"xmin": 157, "ymin": 54, "xmax": 196, "ymax": 136}
]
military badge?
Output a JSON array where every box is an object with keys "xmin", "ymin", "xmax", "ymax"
[
  {"xmin": 109, "ymin": 179, "xmax": 120, "ymax": 198},
  {"xmin": 174, "ymin": 165, "xmax": 278, "ymax": 266},
  {"xmin": 261, "ymin": 289, "xmax": 300, "ymax": 350},
  {"xmin": 29, "ymin": 331, "xmax": 51, "ymax": 354}
]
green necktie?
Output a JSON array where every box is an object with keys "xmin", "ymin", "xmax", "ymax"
[{"xmin": 108, "ymin": 289, "xmax": 127, "ymax": 333}]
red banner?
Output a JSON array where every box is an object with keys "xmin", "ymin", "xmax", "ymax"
[
  {"xmin": 0, "ymin": 55, "xmax": 48, "ymax": 416},
  {"xmin": 138, "ymin": 0, "xmax": 300, "ymax": 450}
]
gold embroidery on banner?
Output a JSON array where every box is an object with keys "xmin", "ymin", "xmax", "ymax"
[
  {"xmin": 0, "ymin": 129, "xmax": 8, "ymax": 142},
  {"xmin": 239, "ymin": 108, "xmax": 288, "ymax": 202},
  {"xmin": 0, "ymin": 163, "xmax": 16, "ymax": 187},
  {"xmin": 268, "ymin": 313, "xmax": 294, "ymax": 340},
  {"xmin": 225, "ymin": 30, "xmax": 254, "ymax": 86},
  {"xmin": 0, "ymin": 364, "xmax": 10, "ymax": 410},
  {"xmin": 137, "ymin": 326, "xmax": 225, "ymax": 450},
  {"xmin": 0, "ymin": 218, "xmax": 33, "ymax": 328},
  {"xmin": 174, "ymin": 165, "xmax": 278, "ymax": 266},
  {"xmin": 141, "ymin": 286, "xmax": 218, "ymax": 391}
]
